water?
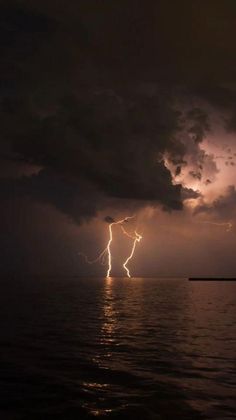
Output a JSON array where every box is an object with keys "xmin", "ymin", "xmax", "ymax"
[{"xmin": 0, "ymin": 277, "xmax": 235, "ymax": 419}]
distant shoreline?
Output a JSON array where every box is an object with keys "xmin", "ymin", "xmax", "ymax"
[{"xmin": 189, "ymin": 278, "xmax": 236, "ymax": 281}]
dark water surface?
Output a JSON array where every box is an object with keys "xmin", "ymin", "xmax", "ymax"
[{"xmin": 0, "ymin": 277, "xmax": 235, "ymax": 419}]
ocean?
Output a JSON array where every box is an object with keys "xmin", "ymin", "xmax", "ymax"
[{"xmin": 0, "ymin": 277, "xmax": 235, "ymax": 419}]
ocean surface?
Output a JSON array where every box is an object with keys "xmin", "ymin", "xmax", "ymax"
[{"xmin": 0, "ymin": 277, "xmax": 235, "ymax": 419}]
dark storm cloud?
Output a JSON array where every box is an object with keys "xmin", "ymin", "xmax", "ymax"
[
  {"xmin": 104, "ymin": 216, "xmax": 115, "ymax": 224},
  {"xmin": 186, "ymin": 108, "xmax": 210, "ymax": 143},
  {"xmin": 1, "ymin": 0, "xmax": 236, "ymax": 222},
  {"xmin": 0, "ymin": 87, "xmax": 185, "ymax": 215},
  {"xmin": 226, "ymin": 113, "xmax": 236, "ymax": 133},
  {"xmin": 175, "ymin": 166, "xmax": 181, "ymax": 177},
  {"xmin": 0, "ymin": 2, "xmax": 186, "ymax": 218},
  {"xmin": 181, "ymin": 188, "xmax": 201, "ymax": 201},
  {"xmin": 0, "ymin": 169, "xmax": 101, "ymax": 224}
]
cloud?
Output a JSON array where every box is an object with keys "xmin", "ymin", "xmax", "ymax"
[
  {"xmin": 189, "ymin": 170, "xmax": 202, "ymax": 180},
  {"xmin": 1, "ymin": 1, "xmax": 236, "ymax": 224},
  {"xmin": 181, "ymin": 187, "xmax": 201, "ymax": 201},
  {"xmin": 0, "ymin": 2, "xmax": 189, "ymax": 220},
  {"xmin": 0, "ymin": 169, "xmax": 103, "ymax": 224},
  {"xmin": 194, "ymin": 185, "xmax": 236, "ymax": 218},
  {"xmin": 1, "ymin": 0, "xmax": 236, "ymax": 277},
  {"xmin": 187, "ymin": 108, "xmax": 210, "ymax": 143},
  {"xmin": 104, "ymin": 216, "xmax": 115, "ymax": 224}
]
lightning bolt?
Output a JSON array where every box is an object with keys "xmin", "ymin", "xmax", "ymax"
[
  {"xmin": 123, "ymin": 230, "xmax": 142, "ymax": 278},
  {"xmin": 78, "ymin": 248, "xmax": 108, "ymax": 266},
  {"xmin": 106, "ymin": 216, "xmax": 135, "ymax": 277},
  {"xmin": 200, "ymin": 221, "xmax": 233, "ymax": 232},
  {"xmin": 79, "ymin": 215, "xmax": 142, "ymax": 277}
]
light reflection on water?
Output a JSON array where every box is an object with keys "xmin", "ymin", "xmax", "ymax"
[
  {"xmin": 101, "ymin": 277, "xmax": 117, "ymax": 345},
  {"xmin": 0, "ymin": 277, "xmax": 235, "ymax": 419}
]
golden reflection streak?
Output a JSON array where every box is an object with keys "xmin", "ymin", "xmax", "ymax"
[{"xmin": 101, "ymin": 277, "xmax": 116, "ymax": 342}]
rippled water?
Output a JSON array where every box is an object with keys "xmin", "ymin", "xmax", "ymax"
[{"xmin": 0, "ymin": 277, "xmax": 235, "ymax": 419}]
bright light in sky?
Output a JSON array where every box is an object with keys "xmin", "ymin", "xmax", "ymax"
[
  {"xmin": 164, "ymin": 126, "xmax": 236, "ymax": 209},
  {"xmin": 79, "ymin": 216, "xmax": 143, "ymax": 277}
]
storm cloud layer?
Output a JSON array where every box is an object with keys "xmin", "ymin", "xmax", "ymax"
[{"xmin": 1, "ymin": 1, "xmax": 236, "ymax": 227}]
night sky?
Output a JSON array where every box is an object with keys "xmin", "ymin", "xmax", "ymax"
[{"xmin": 1, "ymin": 0, "xmax": 236, "ymax": 276}]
